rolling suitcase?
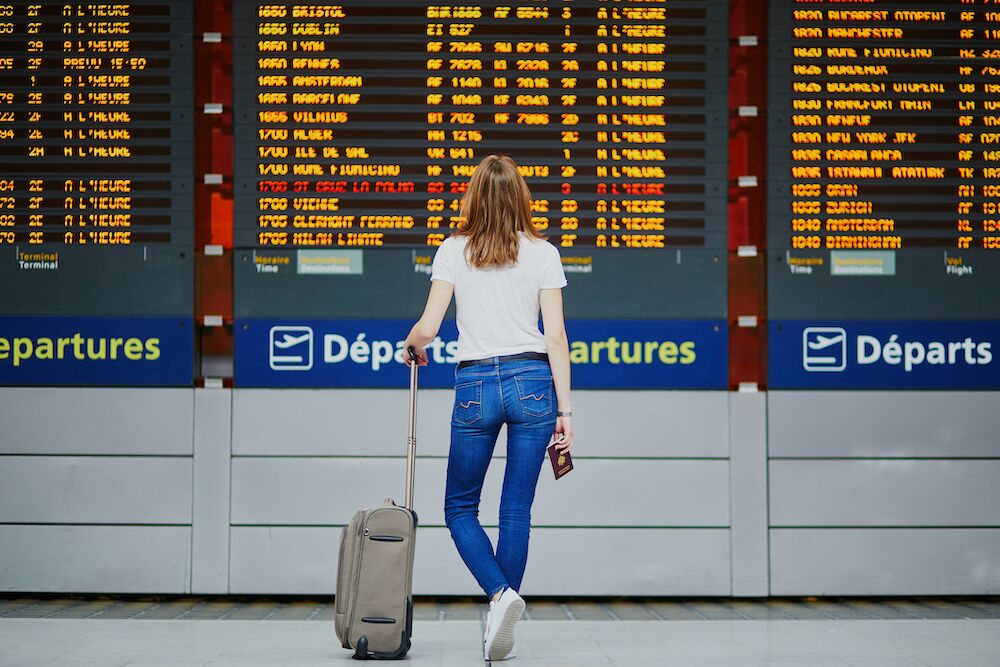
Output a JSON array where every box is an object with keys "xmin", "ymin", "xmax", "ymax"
[{"xmin": 334, "ymin": 349, "xmax": 420, "ymax": 660}]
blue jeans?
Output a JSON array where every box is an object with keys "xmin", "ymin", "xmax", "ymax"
[{"xmin": 443, "ymin": 358, "xmax": 556, "ymax": 599}]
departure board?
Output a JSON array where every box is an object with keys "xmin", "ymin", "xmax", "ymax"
[
  {"xmin": 0, "ymin": 0, "xmax": 193, "ymax": 316},
  {"xmin": 768, "ymin": 0, "xmax": 1000, "ymax": 319},
  {"xmin": 0, "ymin": 1, "xmax": 194, "ymax": 386},
  {"xmin": 232, "ymin": 0, "xmax": 729, "ymax": 321}
]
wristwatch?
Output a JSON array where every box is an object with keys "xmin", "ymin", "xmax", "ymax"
[{"xmin": 556, "ymin": 410, "xmax": 572, "ymax": 417}]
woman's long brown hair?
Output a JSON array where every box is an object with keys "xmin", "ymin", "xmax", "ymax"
[{"xmin": 456, "ymin": 154, "xmax": 545, "ymax": 268}]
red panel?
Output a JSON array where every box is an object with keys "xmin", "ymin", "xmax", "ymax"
[
  {"xmin": 729, "ymin": 254, "xmax": 766, "ymax": 320},
  {"xmin": 729, "ymin": 326, "xmax": 767, "ymax": 389},
  {"xmin": 193, "ymin": 0, "xmax": 234, "ymax": 380},
  {"xmin": 727, "ymin": 0, "xmax": 769, "ymax": 389},
  {"xmin": 209, "ymin": 193, "xmax": 234, "ymax": 248},
  {"xmin": 194, "ymin": 13, "xmax": 233, "ymax": 250},
  {"xmin": 200, "ymin": 323, "xmax": 233, "ymax": 356},
  {"xmin": 727, "ymin": 194, "xmax": 750, "ymax": 250},
  {"xmin": 195, "ymin": 250, "xmax": 233, "ymax": 323}
]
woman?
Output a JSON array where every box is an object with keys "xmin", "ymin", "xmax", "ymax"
[{"xmin": 403, "ymin": 154, "xmax": 573, "ymax": 661}]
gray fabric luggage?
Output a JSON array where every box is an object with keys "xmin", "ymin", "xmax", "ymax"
[{"xmin": 334, "ymin": 351, "xmax": 419, "ymax": 660}]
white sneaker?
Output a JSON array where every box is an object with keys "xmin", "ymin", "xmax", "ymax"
[
  {"xmin": 483, "ymin": 622, "xmax": 518, "ymax": 661},
  {"xmin": 484, "ymin": 617, "xmax": 518, "ymax": 660},
  {"xmin": 484, "ymin": 588, "xmax": 525, "ymax": 661},
  {"xmin": 484, "ymin": 639, "xmax": 519, "ymax": 660}
]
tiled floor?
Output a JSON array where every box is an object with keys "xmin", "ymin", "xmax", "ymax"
[
  {"xmin": 1, "ymin": 598, "xmax": 999, "ymax": 666},
  {"xmin": 2, "ymin": 596, "xmax": 998, "ymax": 622},
  {"xmin": 1, "ymin": 617, "xmax": 999, "ymax": 666}
]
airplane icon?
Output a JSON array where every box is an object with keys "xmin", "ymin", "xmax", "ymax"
[
  {"xmin": 802, "ymin": 327, "xmax": 846, "ymax": 372},
  {"xmin": 269, "ymin": 326, "xmax": 314, "ymax": 371}
]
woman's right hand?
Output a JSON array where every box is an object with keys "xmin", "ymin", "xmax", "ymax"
[
  {"xmin": 553, "ymin": 415, "xmax": 573, "ymax": 452},
  {"xmin": 402, "ymin": 344, "xmax": 428, "ymax": 366}
]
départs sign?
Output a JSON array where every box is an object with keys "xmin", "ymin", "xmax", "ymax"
[
  {"xmin": 236, "ymin": 318, "xmax": 728, "ymax": 389},
  {"xmin": 770, "ymin": 320, "xmax": 1000, "ymax": 389}
]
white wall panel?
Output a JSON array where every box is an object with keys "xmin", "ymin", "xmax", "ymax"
[
  {"xmin": 729, "ymin": 393, "xmax": 768, "ymax": 596},
  {"xmin": 3, "ymin": 386, "xmax": 998, "ymax": 596},
  {"xmin": 0, "ymin": 388, "xmax": 194, "ymax": 455},
  {"xmin": 769, "ymin": 391, "xmax": 1000, "ymax": 458},
  {"xmin": 571, "ymin": 391, "xmax": 730, "ymax": 457},
  {"xmin": 517, "ymin": 528, "xmax": 731, "ymax": 596},
  {"xmin": 0, "ymin": 456, "xmax": 192, "ymax": 524},
  {"xmin": 770, "ymin": 460, "xmax": 1000, "ymax": 527},
  {"xmin": 770, "ymin": 528, "xmax": 1000, "ymax": 595},
  {"xmin": 0, "ymin": 525, "xmax": 191, "ymax": 593},
  {"xmin": 232, "ymin": 390, "xmax": 730, "ymax": 458},
  {"xmin": 191, "ymin": 388, "xmax": 232, "ymax": 593},
  {"xmin": 230, "ymin": 457, "xmax": 729, "ymax": 528},
  {"xmin": 232, "ymin": 389, "xmax": 455, "ymax": 456},
  {"xmin": 229, "ymin": 526, "xmax": 731, "ymax": 596}
]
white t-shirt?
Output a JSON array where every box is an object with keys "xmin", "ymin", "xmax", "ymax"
[{"xmin": 430, "ymin": 233, "xmax": 567, "ymax": 362}]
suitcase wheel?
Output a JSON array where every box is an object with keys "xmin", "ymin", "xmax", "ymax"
[{"xmin": 352, "ymin": 635, "xmax": 369, "ymax": 660}]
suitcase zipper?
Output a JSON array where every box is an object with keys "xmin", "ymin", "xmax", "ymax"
[{"xmin": 346, "ymin": 507, "xmax": 368, "ymax": 641}]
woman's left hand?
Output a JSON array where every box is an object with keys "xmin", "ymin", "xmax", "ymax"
[{"xmin": 552, "ymin": 416, "xmax": 573, "ymax": 452}]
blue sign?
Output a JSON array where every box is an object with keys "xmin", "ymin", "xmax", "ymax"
[
  {"xmin": 770, "ymin": 320, "xmax": 1000, "ymax": 389},
  {"xmin": 235, "ymin": 318, "xmax": 728, "ymax": 389},
  {"xmin": 0, "ymin": 316, "xmax": 194, "ymax": 386}
]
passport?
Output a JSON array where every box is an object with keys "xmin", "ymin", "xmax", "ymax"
[{"xmin": 547, "ymin": 441, "xmax": 573, "ymax": 480}]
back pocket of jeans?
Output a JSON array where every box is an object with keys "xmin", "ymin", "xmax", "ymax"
[
  {"xmin": 453, "ymin": 380, "xmax": 483, "ymax": 424},
  {"xmin": 514, "ymin": 376, "xmax": 553, "ymax": 417}
]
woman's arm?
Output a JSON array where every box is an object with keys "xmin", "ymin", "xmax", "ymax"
[
  {"xmin": 402, "ymin": 279, "xmax": 454, "ymax": 365},
  {"xmin": 540, "ymin": 287, "xmax": 573, "ymax": 451}
]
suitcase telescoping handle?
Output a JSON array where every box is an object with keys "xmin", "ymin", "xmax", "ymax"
[{"xmin": 405, "ymin": 346, "xmax": 419, "ymax": 510}]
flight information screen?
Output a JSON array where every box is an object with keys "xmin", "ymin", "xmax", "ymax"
[
  {"xmin": 0, "ymin": 1, "xmax": 194, "ymax": 386},
  {"xmin": 767, "ymin": 1, "xmax": 1000, "ymax": 388},
  {"xmin": 768, "ymin": 0, "xmax": 1000, "ymax": 318},
  {"xmin": 232, "ymin": 0, "xmax": 731, "ymax": 387},
  {"xmin": 232, "ymin": 0, "xmax": 728, "ymax": 317}
]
